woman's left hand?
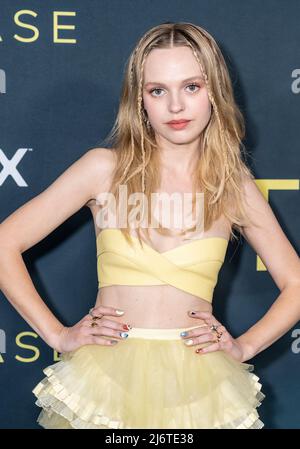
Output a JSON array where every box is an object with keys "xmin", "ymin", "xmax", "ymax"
[{"xmin": 181, "ymin": 310, "xmax": 246, "ymax": 362}]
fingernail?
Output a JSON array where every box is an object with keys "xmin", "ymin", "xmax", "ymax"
[
  {"xmin": 120, "ymin": 332, "xmax": 129, "ymax": 338},
  {"xmin": 116, "ymin": 309, "xmax": 125, "ymax": 315},
  {"xmin": 180, "ymin": 331, "xmax": 188, "ymax": 337},
  {"xmin": 123, "ymin": 324, "xmax": 132, "ymax": 331},
  {"xmin": 184, "ymin": 339, "xmax": 194, "ymax": 346},
  {"xmin": 110, "ymin": 340, "xmax": 118, "ymax": 345},
  {"xmin": 189, "ymin": 311, "xmax": 197, "ymax": 315}
]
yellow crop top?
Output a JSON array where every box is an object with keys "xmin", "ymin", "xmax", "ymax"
[
  {"xmin": 96, "ymin": 228, "xmax": 228, "ymax": 302},
  {"xmin": 96, "ymin": 228, "xmax": 229, "ymax": 304}
]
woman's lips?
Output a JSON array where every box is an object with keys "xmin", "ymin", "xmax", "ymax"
[{"xmin": 166, "ymin": 120, "xmax": 191, "ymax": 130}]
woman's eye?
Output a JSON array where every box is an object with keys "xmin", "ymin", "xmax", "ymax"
[
  {"xmin": 186, "ymin": 83, "xmax": 200, "ymax": 92},
  {"xmin": 150, "ymin": 88, "xmax": 164, "ymax": 97},
  {"xmin": 149, "ymin": 84, "xmax": 200, "ymax": 97}
]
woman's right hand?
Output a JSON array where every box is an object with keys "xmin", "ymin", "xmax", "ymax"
[{"xmin": 53, "ymin": 306, "xmax": 131, "ymax": 353}]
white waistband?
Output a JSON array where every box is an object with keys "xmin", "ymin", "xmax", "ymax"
[{"xmin": 127, "ymin": 323, "xmax": 207, "ymax": 340}]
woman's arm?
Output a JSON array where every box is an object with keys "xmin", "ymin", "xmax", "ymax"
[
  {"xmin": 0, "ymin": 148, "xmax": 114, "ymax": 351},
  {"xmin": 235, "ymin": 176, "xmax": 300, "ymax": 361}
]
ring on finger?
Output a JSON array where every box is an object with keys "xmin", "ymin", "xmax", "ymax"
[
  {"xmin": 214, "ymin": 331, "xmax": 223, "ymax": 343},
  {"xmin": 210, "ymin": 324, "xmax": 223, "ymax": 340},
  {"xmin": 89, "ymin": 307, "xmax": 103, "ymax": 320},
  {"xmin": 90, "ymin": 321, "xmax": 99, "ymax": 328}
]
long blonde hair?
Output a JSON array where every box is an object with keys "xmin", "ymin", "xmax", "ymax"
[{"xmin": 99, "ymin": 22, "xmax": 256, "ymax": 248}]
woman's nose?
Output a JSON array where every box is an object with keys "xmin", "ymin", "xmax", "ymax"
[{"xmin": 168, "ymin": 93, "xmax": 185, "ymax": 113}]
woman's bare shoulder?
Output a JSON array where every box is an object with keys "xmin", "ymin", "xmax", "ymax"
[
  {"xmin": 84, "ymin": 147, "xmax": 117, "ymax": 207},
  {"xmin": 86, "ymin": 147, "xmax": 117, "ymax": 167}
]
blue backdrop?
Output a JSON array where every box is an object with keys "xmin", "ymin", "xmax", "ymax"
[{"xmin": 0, "ymin": 0, "xmax": 299, "ymax": 429}]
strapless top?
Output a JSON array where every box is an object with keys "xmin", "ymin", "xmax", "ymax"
[{"xmin": 96, "ymin": 228, "xmax": 229, "ymax": 304}]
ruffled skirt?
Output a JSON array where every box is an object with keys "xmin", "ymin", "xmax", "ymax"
[{"xmin": 32, "ymin": 324, "xmax": 265, "ymax": 429}]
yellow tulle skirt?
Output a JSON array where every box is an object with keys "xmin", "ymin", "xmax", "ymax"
[{"xmin": 32, "ymin": 324, "xmax": 265, "ymax": 429}]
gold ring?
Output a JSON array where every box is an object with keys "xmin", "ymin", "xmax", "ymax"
[
  {"xmin": 90, "ymin": 321, "xmax": 98, "ymax": 328},
  {"xmin": 216, "ymin": 332, "xmax": 222, "ymax": 341}
]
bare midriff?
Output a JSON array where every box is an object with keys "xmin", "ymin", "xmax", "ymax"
[{"xmin": 94, "ymin": 285, "xmax": 213, "ymax": 329}]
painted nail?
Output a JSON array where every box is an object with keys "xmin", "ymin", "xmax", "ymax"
[
  {"xmin": 110, "ymin": 340, "xmax": 118, "ymax": 345},
  {"xmin": 189, "ymin": 311, "xmax": 197, "ymax": 315},
  {"xmin": 184, "ymin": 339, "xmax": 194, "ymax": 346},
  {"xmin": 123, "ymin": 324, "xmax": 132, "ymax": 331},
  {"xmin": 195, "ymin": 348, "xmax": 203, "ymax": 353},
  {"xmin": 116, "ymin": 309, "xmax": 125, "ymax": 315},
  {"xmin": 120, "ymin": 332, "xmax": 129, "ymax": 338},
  {"xmin": 180, "ymin": 331, "xmax": 188, "ymax": 337}
]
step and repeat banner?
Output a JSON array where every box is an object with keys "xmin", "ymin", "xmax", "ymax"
[{"xmin": 0, "ymin": 1, "xmax": 299, "ymax": 429}]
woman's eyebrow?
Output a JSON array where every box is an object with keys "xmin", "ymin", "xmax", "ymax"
[{"xmin": 144, "ymin": 76, "xmax": 204, "ymax": 88}]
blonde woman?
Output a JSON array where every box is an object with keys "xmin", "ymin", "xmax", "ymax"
[{"xmin": 1, "ymin": 22, "xmax": 300, "ymax": 429}]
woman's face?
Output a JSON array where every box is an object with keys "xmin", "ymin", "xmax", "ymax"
[{"xmin": 142, "ymin": 46, "xmax": 212, "ymax": 147}]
